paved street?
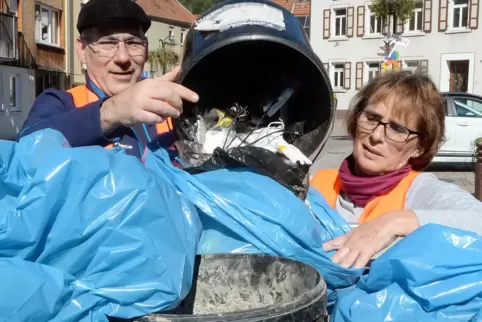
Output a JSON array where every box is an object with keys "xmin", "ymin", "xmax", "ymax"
[{"xmin": 312, "ymin": 120, "xmax": 475, "ymax": 194}]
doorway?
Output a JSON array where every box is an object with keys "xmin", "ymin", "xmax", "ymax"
[
  {"xmin": 35, "ymin": 71, "xmax": 65, "ymax": 96},
  {"xmin": 440, "ymin": 53, "xmax": 474, "ymax": 93},
  {"xmin": 449, "ymin": 60, "xmax": 469, "ymax": 92}
]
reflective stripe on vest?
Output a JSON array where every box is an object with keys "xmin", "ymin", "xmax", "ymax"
[
  {"xmin": 66, "ymin": 85, "xmax": 173, "ymax": 139},
  {"xmin": 310, "ymin": 169, "xmax": 420, "ymax": 223}
]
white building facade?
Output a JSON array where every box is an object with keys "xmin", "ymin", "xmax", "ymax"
[{"xmin": 310, "ymin": 0, "xmax": 481, "ymax": 118}]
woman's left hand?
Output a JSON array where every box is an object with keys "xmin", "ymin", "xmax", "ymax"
[{"xmin": 322, "ymin": 210, "xmax": 419, "ymax": 269}]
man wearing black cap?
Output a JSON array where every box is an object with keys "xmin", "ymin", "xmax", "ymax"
[{"xmin": 18, "ymin": 0, "xmax": 199, "ymax": 160}]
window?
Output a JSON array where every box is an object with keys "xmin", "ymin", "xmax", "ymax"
[
  {"xmin": 367, "ymin": 6, "xmax": 384, "ymax": 34},
  {"xmin": 35, "ymin": 4, "xmax": 60, "ymax": 45},
  {"xmin": 332, "ymin": 63, "xmax": 345, "ymax": 89},
  {"xmin": 454, "ymin": 97, "xmax": 482, "ymax": 116},
  {"xmin": 9, "ymin": 75, "xmax": 20, "ymax": 112},
  {"xmin": 402, "ymin": 60, "xmax": 421, "ymax": 73},
  {"xmin": 453, "ymin": 99, "xmax": 482, "ymax": 117},
  {"xmin": 367, "ymin": 62, "xmax": 380, "ymax": 82},
  {"xmin": 450, "ymin": 0, "xmax": 469, "ymax": 29},
  {"xmin": 168, "ymin": 26, "xmax": 174, "ymax": 40},
  {"xmin": 180, "ymin": 29, "xmax": 185, "ymax": 45},
  {"xmin": 334, "ymin": 8, "xmax": 347, "ymax": 36},
  {"xmin": 9, "ymin": 0, "xmax": 18, "ymax": 13},
  {"xmin": 297, "ymin": 16, "xmax": 311, "ymax": 38},
  {"xmin": 406, "ymin": 1, "xmax": 423, "ymax": 32}
]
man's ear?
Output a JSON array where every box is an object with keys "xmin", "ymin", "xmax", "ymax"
[{"xmin": 76, "ymin": 37, "xmax": 87, "ymax": 64}]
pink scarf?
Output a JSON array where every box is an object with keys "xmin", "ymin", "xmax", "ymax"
[{"xmin": 338, "ymin": 155, "xmax": 412, "ymax": 207}]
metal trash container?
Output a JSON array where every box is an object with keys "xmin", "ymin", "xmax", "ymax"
[{"xmin": 128, "ymin": 254, "xmax": 328, "ymax": 322}]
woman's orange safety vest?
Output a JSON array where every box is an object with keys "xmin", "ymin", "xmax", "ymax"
[
  {"xmin": 310, "ymin": 169, "xmax": 420, "ymax": 223},
  {"xmin": 66, "ymin": 85, "xmax": 173, "ymax": 149}
]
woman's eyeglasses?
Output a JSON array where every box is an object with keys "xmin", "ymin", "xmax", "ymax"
[{"xmin": 356, "ymin": 111, "xmax": 419, "ymax": 143}]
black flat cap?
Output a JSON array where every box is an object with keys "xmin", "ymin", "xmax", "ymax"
[{"xmin": 77, "ymin": 0, "xmax": 151, "ymax": 33}]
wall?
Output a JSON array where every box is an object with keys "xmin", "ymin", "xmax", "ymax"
[
  {"xmin": 70, "ymin": 0, "xmax": 84, "ymax": 85},
  {"xmin": 310, "ymin": 0, "xmax": 482, "ymax": 117},
  {"xmin": 0, "ymin": 65, "xmax": 35, "ymax": 139}
]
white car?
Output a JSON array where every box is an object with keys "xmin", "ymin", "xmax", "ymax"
[{"xmin": 433, "ymin": 93, "xmax": 482, "ymax": 163}]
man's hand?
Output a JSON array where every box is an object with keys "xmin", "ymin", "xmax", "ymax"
[
  {"xmin": 100, "ymin": 67, "xmax": 199, "ymax": 133},
  {"xmin": 322, "ymin": 210, "xmax": 419, "ymax": 269}
]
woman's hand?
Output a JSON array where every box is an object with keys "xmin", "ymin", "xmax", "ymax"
[{"xmin": 322, "ymin": 210, "xmax": 419, "ymax": 269}]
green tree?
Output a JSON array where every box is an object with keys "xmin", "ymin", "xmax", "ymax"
[
  {"xmin": 371, "ymin": 0, "xmax": 416, "ymax": 35},
  {"xmin": 181, "ymin": 0, "xmax": 224, "ymax": 15},
  {"xmin": 148, "ymin": 47, "xmax": 180, "ymax": 75}
]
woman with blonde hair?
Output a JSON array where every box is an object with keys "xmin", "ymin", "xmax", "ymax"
[{"xmin": 311, "ymin": 71, "xmax": 482, "ymax": 269}]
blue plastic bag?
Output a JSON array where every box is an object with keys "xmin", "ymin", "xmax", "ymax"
[
  {"xmin": 146, "ymin": 145, "xmax": 482, "ymax": 321},
  {"xmin": 144, "ymin": 150, "xmax": 363, "ymax": 306},
  {"xmin": 7, "ymin": 130, "xmax": 482, "ymax": 322},
  {"xmin": 331, "ymin": 224, "xmax": 482, "ymax": 322},
  {"xmin": 0, "ymin": 130, "xmax": 201, "ymax": 322}
]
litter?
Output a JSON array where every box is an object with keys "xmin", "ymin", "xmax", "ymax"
[{"xmin": 175, "ymin": 86, "xmax": 312, "ymax": 196}]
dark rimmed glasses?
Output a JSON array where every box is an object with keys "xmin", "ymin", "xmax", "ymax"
[{"xmin": 357, "ymin": 110, "xmax": 419, "ymax": 143}]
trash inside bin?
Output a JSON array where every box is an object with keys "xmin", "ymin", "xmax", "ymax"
[
  {"xmin": 126, "ymin": 254, "xmax": 328, "ymax": 322},
  {"xmin": 172, "ymin": 0, "xmax": 334, "ymax": 196}
]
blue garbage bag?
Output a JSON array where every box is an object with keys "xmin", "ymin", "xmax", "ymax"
[
  {"xmin": 8, "ymin": 130, "xmax": 482, "ymax": 322},
  {"xmin": 144, "ymin": 151, "xmax": 363, "ymax": 307},
  {"xmin": 145, "ymin": 146, "xmax": 482, "ymax": 321},
  {"xmin": 0, "ymin": 130, "xmax": 201, "ymax": 322},
  {"xmin": 331, "ymin": 224, "xmax": 482, "ymax": 322}
]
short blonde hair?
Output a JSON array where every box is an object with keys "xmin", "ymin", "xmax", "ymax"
[{"xmin": 345, "ymin": 71, "xmax": 445, "ymax": 170}]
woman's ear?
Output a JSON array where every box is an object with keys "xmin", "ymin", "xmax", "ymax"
[{"xmin": 412, "ymin": 146, "xmax": 425, "ymax": 159}]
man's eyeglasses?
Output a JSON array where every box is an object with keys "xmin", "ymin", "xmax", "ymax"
[
  {"xmin": 84, "ymin": 38, "xmax": 147, "ymax": 58},
  {"xmin": 357, "ymin": 111, "xmax": 419, "ymax": 143}
]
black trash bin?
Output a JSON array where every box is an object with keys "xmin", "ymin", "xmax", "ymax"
[
  {"xmin": 127, "ymin": 254, "xmax": 328, "ymax": 322},
  {"xmin": 175, "ymin": 0, "xmax": 335, "ymax": 161}
]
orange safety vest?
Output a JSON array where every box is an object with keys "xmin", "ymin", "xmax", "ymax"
[
  {"xmin": 66, "ymin": 85, "xmax": 173, "ymax": 149},
  {"xmin": 310, "ymin": 169, "xmax": 420, "ymax": 223}
]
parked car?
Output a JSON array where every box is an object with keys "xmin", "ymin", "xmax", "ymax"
[{"xmin": 433, "ymin": 92, "xmax": 482, "ymax": 163}]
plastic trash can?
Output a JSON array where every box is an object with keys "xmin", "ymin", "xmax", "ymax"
[{"xmin": 176, "ymin": 0, "xmax": 335, "ymax": 161}]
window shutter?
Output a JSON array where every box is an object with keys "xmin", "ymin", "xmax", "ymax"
[
  {"xmin": 424, "ymin": 0, "xmax": 432, "ymax": 32},
  {"xmin": 356, "ymin": 62, "xmax": 363, "ymax": 89},
  {"xmin": 347, "ymin": 7, "xmax": 355, "ymax": 37},
  {"xmin": 323, "ymin": 63, "xmax": 329, "ymax": 73},
  {"xmin": 438, "ymin": 0, "xmax": 448, "ymax": 32},
  {"xmin": 344, "ymin": 62, "xmax": 352, "ymax": 90},
  {"xmin": 357, "ymin": 6, "xmax": 365, "ymax": 37},
  {"xmin": 470, "ymin": 0, "xmax": 479, "ymax": 29},
  {"xmin": 420, "ymin": 59, "xmax": 429, "ymax": 75},
  {"xmin": 323, "ymin": 9, "xmax": 331, "ymax": 39}
]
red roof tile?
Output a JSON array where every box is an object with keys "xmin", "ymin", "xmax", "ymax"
[
  {"xmin": 136, "ymin": 0, "xmax": 196, "ymax": 25},
  {"xmin": 270, "ymin": 0, "xmax": 310, "ymax": 17}
]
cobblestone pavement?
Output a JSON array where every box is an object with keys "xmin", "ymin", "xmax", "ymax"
[{"xmin": 312, "ymin": 120, "xmax": 475, "ymax": 194}]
